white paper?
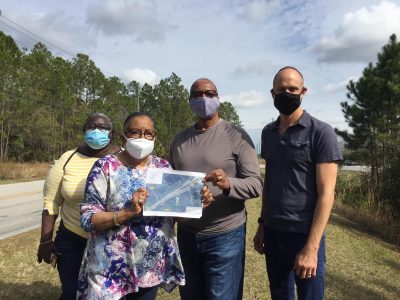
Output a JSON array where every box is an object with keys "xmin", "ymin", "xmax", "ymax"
[
  {"xmin": 146, "ymin": 168, "xmax": 163, "ymax": 184},
  {"xmin": 143, "ymin": 168, "xmax": 206, "ymax": 218}
]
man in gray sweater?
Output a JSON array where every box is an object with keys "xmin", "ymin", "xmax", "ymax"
[{"xmin": 169, "ymin": 78, "xmax": 263, "ymax": 300}]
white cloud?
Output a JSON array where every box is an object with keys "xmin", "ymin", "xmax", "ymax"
[
  {"xmin": 323, "ymin": 77, "xmax": 355, "ymax": 93},
  {"xmin": 220, "ymin": 90, "xmax": 267, "ymax": 108},
  {"xmin": 242, "ymin": 0, "xmax": 281, "ymax": 23},
  {"xmin": 6, "ymin": 11, "xmax": 96, "ymax": 55},
  {"xmin": 124, "ymin": 68, "xmax": 159, "ymax": 85},
  {"xmin": 313, "ymin": 1, "xmax": 400, "ymax": 62},
  {"xmin": 233, "ymin": 60, "xmax": 275, "ymax": 77},
  {"xmin": 86, "ymin": 0, "xmax": 171, "ymax": 42}
]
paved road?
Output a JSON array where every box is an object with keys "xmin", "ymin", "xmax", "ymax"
[
  {"xmin": 340, "ymin": 165, "xmax": 370, "ymax": 173},
  {"xmin": 0, "ymin": 164, "xmax": 369, "ymax": 240},
  {"xmin": 0, "ymin": 180, "xmax": 45, "ymax": 239},
  {"xmin": 262, "ymin": 164, "xmax": 370, "ymax": 173}
]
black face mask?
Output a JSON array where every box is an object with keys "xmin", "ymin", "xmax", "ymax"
[{"xmin": 273, "ymin": 92, "xmax": 301, "ymax": 115}]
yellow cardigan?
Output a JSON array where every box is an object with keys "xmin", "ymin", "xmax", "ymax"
[{"xmin": 43, "ymin": 149, "xmax": 98, "ymax": 238}]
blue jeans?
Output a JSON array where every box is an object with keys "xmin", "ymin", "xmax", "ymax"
[
  {"xmin": 263, "ymin": 227, "xmax": 325, "ymax": 300},
  {"xmin": 124, "ymin": 287, "xmax": 158, "ymax": 300},
  {"xmin": 177, "ymin": 223, "xmax": 246, "ymax": 300},
  {"xmin": 54, "ymin": 221, "xmax": 87, "ymax": 300}
]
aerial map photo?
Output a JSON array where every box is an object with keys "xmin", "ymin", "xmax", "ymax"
[{"xmin": 144, "ymin": 169, "xmax": 205, "ymax": 218}]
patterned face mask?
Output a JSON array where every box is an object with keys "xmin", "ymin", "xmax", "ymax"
[{"xmin": 189, "ymin": 96, "xmax": 220, "ymax": 119}]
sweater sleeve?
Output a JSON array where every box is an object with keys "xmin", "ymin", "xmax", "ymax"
[
  {"xmin": 42, "ymin": 150, "xmax": 75, "ymax": 215},
  {"xmin": 80, "ymin": 160, "xmax": 108, "ymax": 232},
  {"xmin": 227, "ymin": 138, "xmax": 263, "ymax": 200}
]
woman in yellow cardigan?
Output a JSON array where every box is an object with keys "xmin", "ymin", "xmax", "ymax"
[{"xmin": 37, "ymin": 112, "xmax": 121, "ymax": 300}]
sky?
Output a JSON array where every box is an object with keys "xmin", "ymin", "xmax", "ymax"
[{"xmin": 1, "ymin": 0, "xmax": 400, "ymax": 146}]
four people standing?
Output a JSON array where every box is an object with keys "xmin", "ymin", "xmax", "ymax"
[{"xmin": 37, "ymin": 70, "xmax": 340, "ymax": 300}]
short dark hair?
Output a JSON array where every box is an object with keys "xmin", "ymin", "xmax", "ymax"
[
  {"xmin": 273, "ymin": 66, "xmax": 304, "ymax": 85},
  {"xmin": 83, "ymin": 112, "xmax": 113, "ymax": 131},
  {"xmin": 123, "ymin": 112, "xmax": 154, "ymax": 131}
]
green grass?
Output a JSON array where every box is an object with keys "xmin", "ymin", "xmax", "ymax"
[{"xmin": 0, "ymin": 198, "xmax": 399, "ymax": 299}]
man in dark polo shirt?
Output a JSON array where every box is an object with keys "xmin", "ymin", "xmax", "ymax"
[{"xmin": 253, "ymin": 66, "xmax": 342, "ymax": 300}]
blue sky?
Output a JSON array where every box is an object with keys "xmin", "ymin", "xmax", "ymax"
[{"xmin": 1, "ymin": 0, "xmax": 400, "ymax": 145}]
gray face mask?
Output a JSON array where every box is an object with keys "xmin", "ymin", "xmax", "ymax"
[{"xmin": 189, "ymin": 96, "xmax": 220, "ymax": 119}]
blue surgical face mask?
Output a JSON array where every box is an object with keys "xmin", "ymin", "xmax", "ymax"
[
  {"xmin": 84, "ymin": 129, "xmax": 110, "ymax": 149},
  {"xmin": 189, "ymin": 96, "xmax": 220, "ymax": 119}
]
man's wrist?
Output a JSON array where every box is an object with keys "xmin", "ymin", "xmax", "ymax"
[
  {"xmin": 222, "ymin": 178, "xmax": 231, "ymax": 195},
  {"xmin": 304, "ymin": 239, "xmax": 320, "ymax": 252},
  {"xmin": 223, "ymin": 188, "xmax": 230, "ymax": 196}
]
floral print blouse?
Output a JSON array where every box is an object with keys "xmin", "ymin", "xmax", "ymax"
[{"xmin": 77, "ymin": 155, "xmax": 185, "ymax": 300}]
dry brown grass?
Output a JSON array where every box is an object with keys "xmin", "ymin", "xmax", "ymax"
[
  {"xmin": 335, "ymin": 170, "xmax": 400, "ymax": 246},
  {"xmin": 0, "ymin": 198, "xmax": 399, "ymax": 299},
  {"xmin": 0, "ymin": 162, "xmax": 50, "ymax": 182},
  {"xmin": 333, "ymin": 202, "xmax": 400, "ymax": 246}
]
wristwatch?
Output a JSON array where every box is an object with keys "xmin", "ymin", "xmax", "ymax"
[{"xmin": 257, "ymin": 217, "xmax": 264, "ymax": 225}]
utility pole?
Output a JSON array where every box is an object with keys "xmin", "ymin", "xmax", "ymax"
[{"xmin": 137, "ymin": 82, "xmax": 140, "ymax": 111}]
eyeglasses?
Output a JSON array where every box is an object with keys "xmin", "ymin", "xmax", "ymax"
[
  {"xmin": 124, "ymin": 129, "xmax": 157, "ymax": 140},
  {"xmin": 190, "ymin": 90, "xmax": 218, "ymax": 99},
  {"xmin": 86, "ymin": 124, "xmax": 111, "ymax": 132}
]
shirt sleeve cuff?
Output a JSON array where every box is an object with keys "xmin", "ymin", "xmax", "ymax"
[{"xmin": 43, "ymin": 204, "xmax": 60, "ymax": 215}]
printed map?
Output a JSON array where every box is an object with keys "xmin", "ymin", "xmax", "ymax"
[{"xmin": 143, "ymin": 168, "xmax": 205, "ymax": 218}]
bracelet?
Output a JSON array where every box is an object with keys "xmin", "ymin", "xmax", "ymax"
[
  {"xmin": 39, "ymin": 240, "xmax": 53, "ymax": 245},
  {"xmin": 113, "ymin": 212, "xmax": 122, "ymax": 227}
]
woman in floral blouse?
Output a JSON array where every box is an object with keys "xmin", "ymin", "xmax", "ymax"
[{"xmin": 77, "ymin": 112, "xmax": 213, "ymax": 300}]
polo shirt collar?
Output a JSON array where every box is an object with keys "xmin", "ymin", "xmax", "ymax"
[
  {"xmin": 297, "ymin": 111, "xmax": 311, "ymax": 127},
  {"xmin": 272, "ymin": 110, "xmax": 311, "ymax": 129},
  {"xmin": 271, "ymin": 117, "xmax": 280, "ymax": 129}
]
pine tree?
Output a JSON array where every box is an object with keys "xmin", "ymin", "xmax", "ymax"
[
  {"xmin": 338, "ymin": 34, "xmax": 400, "ymax": 214},
  {"xmin": 0, "ymin": 31, "xmax": 243, "ymax": 162}
]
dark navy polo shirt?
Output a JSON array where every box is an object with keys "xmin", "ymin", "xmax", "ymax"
[{"xmin": 261, "ymin": 111, "xmax": 342, "ymax": 234}]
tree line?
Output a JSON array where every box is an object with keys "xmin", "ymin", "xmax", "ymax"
[
  {"xmin": 338, "ymin": 34, "xmax": 400, "ymax": 218},
  {"xmin": 0, "ymin": 31, "xmax": 241, "ymax": 162}
]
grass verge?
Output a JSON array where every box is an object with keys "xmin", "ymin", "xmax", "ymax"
[
  {"xmin": 0, "ymin": 162, "xmax": 49, "ymax": 183},
  {"xmin": 0, "ymin": 198, "xmax": 399, "ymax": 299},
  {"xmin": 335, "ymin": 170, "xmax": 400, "ymax": 246}
]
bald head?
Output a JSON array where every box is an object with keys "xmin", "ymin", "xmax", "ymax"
[
  {"xmin": 190, "ymin": 78, "xmax": 218, "ymax": 94},
  {"xmin": 272, "ymin": 66, "xmax": 306, "ymax": 96},
  {"xmin": 273, "ymin": 67, "xmax": 304, "ymax": 87}
]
